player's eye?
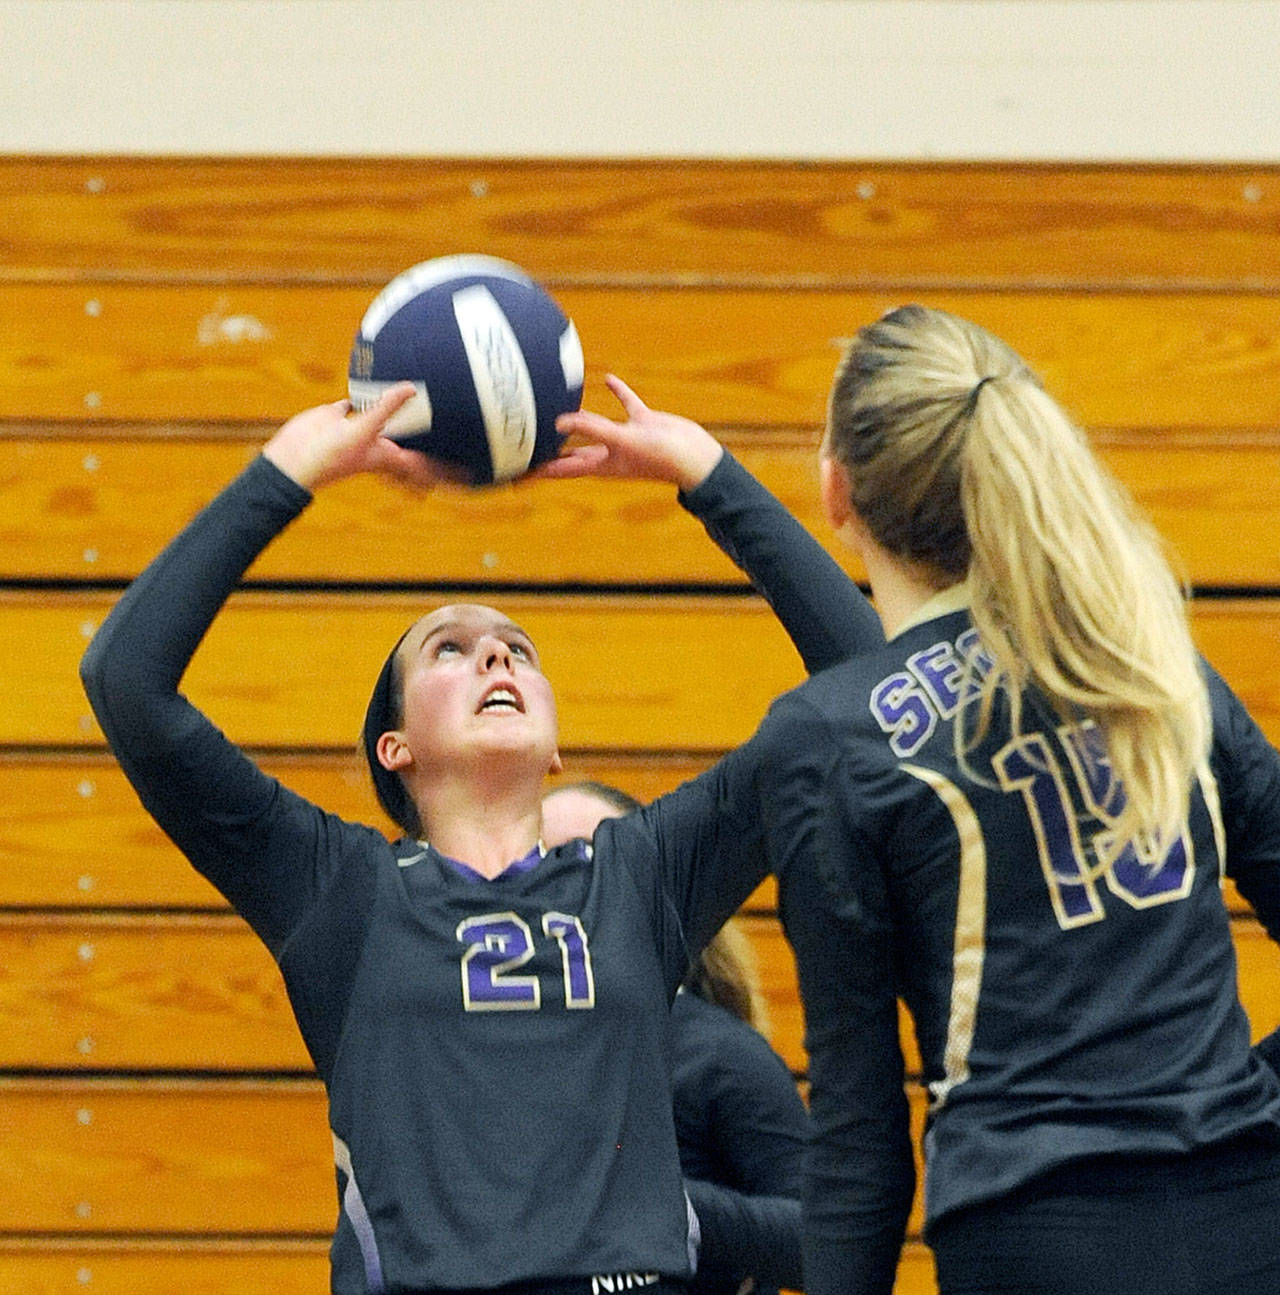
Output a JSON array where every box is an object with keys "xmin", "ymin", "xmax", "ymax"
[
  {"xmin": 434, "ymin": 639, "xmax": 463, "ymax": 657},
  {"xmin": 509, "ymin": 640, "xmax": 532, "ymax": 661}
]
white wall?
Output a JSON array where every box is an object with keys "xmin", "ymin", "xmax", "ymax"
[{"xmin": 1, "ymin": 0, "xmax": 1277, "ymax": 160}]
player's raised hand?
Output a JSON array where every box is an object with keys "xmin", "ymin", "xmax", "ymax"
[
  {"xmin": 541, "ymin": 374, "xmax": 724, "ymax": 493},
  {"xmin": 263, "ymin": 383, "xmax": 464, "ymax": 492}
]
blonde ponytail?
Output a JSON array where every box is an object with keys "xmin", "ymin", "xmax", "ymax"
[{"xmin": 826, "ymin": 305, "xmax": 1210, "ymax": 861}]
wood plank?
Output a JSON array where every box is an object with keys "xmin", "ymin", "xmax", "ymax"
[
  {"xmin": 3, "ymin": 158, "xmax": 1277, "ymax": 290},
  {"xmin": 0, "ymin": 1077, "xmax": 935, "ymax": 1245},
  {"xmin": 0, "ymin": 745, "xmax": 1255, "ymax": 923},
  {"xmin": 0, "ymin": 1240, "xmax": 330, "ymax": 1295},
  {"xmin": 0, "ymin": 1078, "xmax": 333, "ymax": 1233},
  {"xmin": 0, "ymin": 434, "xmax": 813, "ymax": 586},
  {"xmin": 4, "ymin": 432, "xmax": 1280, "ymax": 589},
  {"xmin": 0, "ymin": 590, "xmax": 813, "ymax": 750},
  {"xmin": 0, "ymin": 914, "xmax": 309, "ymax": 1071},
  {"xmin": 8, "ymin": 592, "xmax": 1280, "ymax": 750},
  {"xmin": 5, "ymin": 283, "xmax": 1280, "ymax": 432},
  {"xmin": 0, "ymin": 751, "xmax": 720, "ymax": 909},
  {"xmin": 0, "ymin": 1236, "xmax": 938, "ymax": 1295},
  {"xmin": 12, "ymin": 748, "xmax": 1258, "ymax": 918},
  {"xmin": 4, "ymin": 912, "xmax": 1270, "ymax": 1078},
  {"xmin": 1192, "ymin": 603, "xmax": 1280, "ymax": 744},
  {"xmin": 894, "ymin": 1242, "xmax": 939, "ymax": 1295},
  {"xmin": 0, "ymin": 913, "xmax": 801, "ymax": 1073},
  {"xmin": 1234, "ymin": 919, "xmax": 1280, "ymax": 1041}
]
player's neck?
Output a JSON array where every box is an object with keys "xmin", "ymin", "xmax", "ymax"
[
  {"xmin": 862, "ymin": 545, "xmax": 956, "ymax": 640},
  {"xmin": 418, "ymin": 779, "xmax": 545, "ymax": 878}
]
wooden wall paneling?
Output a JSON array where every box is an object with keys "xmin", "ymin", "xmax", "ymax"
[
  {"xmin": 4, "ymin": 432, "xmax": 1280, "ymax": 589},
  {"xmin": 4, "ymin": 284, "xmax": 1280, "ymax": 432},
  {"xmin": 3, "ymin": 911, "xmax": 1271, "ymax": 1080},
  {"xmin": 0, "ymin": 1240, "xmax": 935, "ymax": 1295},
  {"xmin": 0, "ymin": 1075, "xmax": 927, "ymax": 1240},
  {"xmin": 3, "ymin": 159, "xmax": 1277, "ymax": 289},
  {"xmin": 8, "ymin": 593, "xmax": 1280, "ymax": 751},
  {"xmin": 0, "ymin": 913, "xmax": 800, "ymax": 1074},
  {"xmin": 0, "ymin": 1078, "xmax": 332, "ymax": 1233},
  {"xmin": 0, "ymin": 1239, "xmax": 331, "ymax": 1295},
  {"xmin": 0, "ymin": 1238, "xmax": 949, "ymax": 1295},
  {"xmin": 0, "ymin": 751, "xmax": 720, "ymax": 909},
  {"xmin": 0, "ymin": 590, "xmax": 813, "ymax": 750},
  {"xmin": 14, "ymin": 747, "xmax": 1263, "ymax": 917}
]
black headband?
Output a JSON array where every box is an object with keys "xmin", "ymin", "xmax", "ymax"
[{"xmin": 361, "ymin": 628, "xmax": 414, "ymax": 833}]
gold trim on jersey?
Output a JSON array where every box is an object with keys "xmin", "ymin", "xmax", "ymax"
[
  {"xmin": 902, "ymin": 763, "xmax": 987, "ymax": 1110},
  {"xmin": 1196, "ymin": 761, "xmax": 1227, "ymax": 883}
]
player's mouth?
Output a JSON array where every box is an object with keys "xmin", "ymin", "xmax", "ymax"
[{"xmin": 477, "ymin": 684, "xmax": 524, "ymax": 714}]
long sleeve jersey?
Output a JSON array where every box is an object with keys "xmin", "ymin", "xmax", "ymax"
[
  {"xmin": 672, "ymin": 991, "xmax": 807, "ymax": 1295},
  {"xmin": 80, "ymin": 451, "xmax": 882, "ymax": 1293},
  {"xmin": 755, "ymin": 600, "xmax": 1280, "ymax": 1295}
]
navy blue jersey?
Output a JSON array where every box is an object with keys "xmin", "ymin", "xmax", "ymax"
[
  {"xmin": 759, "ymin": 595, "xmax": 1280, "ymax": 1295},
  {"xmin": 671, "ymin": 991, "xmax": 805, "ymax": 1295},
  {"xmin": 80, "ymin": 451, "xmax": 881, "ymax": 1292}
]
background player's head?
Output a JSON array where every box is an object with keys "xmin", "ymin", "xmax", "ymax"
[
  {"xmin": 819, "ymin": 303, "xmax": 1209, "ymax": 859},
  {"xmin": 364, "ymin": 604, "xmax": 562, "ymax": 838},
  {"xmin": 541, "ymin": 780, "xmax": 768, "ymax": 1032},
  {"xmin": 540, "ymin": 779, "xmax": 641, "ymax": 844}
]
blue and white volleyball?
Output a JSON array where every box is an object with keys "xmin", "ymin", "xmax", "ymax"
[{"xmin": 348, "ymin": 255, "xmax": 584, "ymax": 485}]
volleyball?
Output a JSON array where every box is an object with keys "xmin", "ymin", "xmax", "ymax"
[{"xmin": 348, "ymin": 255, "xmax": 584, "ymax": 485}]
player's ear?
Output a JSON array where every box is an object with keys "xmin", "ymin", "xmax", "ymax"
[
  {"xmin": 377, "ymin": 730, "xmax": 413, "ymax": 772},
  {"xmin": 820, "ymin": 455, "xmax": 877, "ymax": 559},
  {"xmin": 820, "ymin": 455, "xmax": 854, "ymax": 533}
]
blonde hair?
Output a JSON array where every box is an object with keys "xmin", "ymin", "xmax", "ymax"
[
  {"xmin": 824, "ymin": 305, "xmax": 1210, "ymax": 862},
  {"xmin": 683, "ymin": 917, "xmax": 769, "ymax": 1035}
]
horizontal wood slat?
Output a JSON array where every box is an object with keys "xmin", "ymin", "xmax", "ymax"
[
  {"xmin": 0, "ymin": 914, "xmax": 801, "ymax": 1073},
  {"xmin": 7, "ymin": 594, "xmax": 1278, "ymax": 750},
  {"xmin": 0, "ymin": 1237, "xmax": 935, "ymax": 1295},
  {"xmin": 0, "ymin": 1239, "xmax": 331, "ymax": 1295},
  {"xmin": 3, "ymin": 158, "xmax": 1277, "ymax": 290},
  {"xmin": 0, "ymin": 752, "xmax": 725, "ymax": 909},
  {"xmin": 0, "ymin": 751, "xmax": 1261, "ymax": 917},
  {"xmin": 0, "ymin": 1076, "xmax": 924, "ymax": 1237},
  {"xmin": 5, "ymin": 283, "xmax": 1280, "ymax": 432},
  {"xmin": 0, "ymin": 1218, "xmax": 939, "ymax": 1295},
  {"xmin": 2, "ymin": 912, "xmax": 1274, "ymax": 1078},
  {"xmin": 0, "ymin": 1079, "xmax": 333, "ymax": 1233},
  {"xmin": 4, "ymin": 433, "xmax": 1280, "ymax": 588},
  {"xmin": 1, "ymin": 590, "xmax": 810, "ymax": 751}
]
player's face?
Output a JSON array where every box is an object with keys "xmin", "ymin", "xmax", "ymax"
[
  {"xmin": 390, "ymin": 604, "xmax": 560, "ymax": 775},
  {"xmin": 541, "ymin": 789, "xmax": 624, "ymax": 848}
]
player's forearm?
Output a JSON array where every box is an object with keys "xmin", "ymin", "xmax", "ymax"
[
  {"xmin": 685, "ymin": 1178, "xmax": 803, "ymax": 1288},
  {"xmin": 80, "ymin": 454, "xmax": 309, "ymax": 816},
  {"xmin": 679, "ymin": 451, "xmax": 883, "ymax": 674}
]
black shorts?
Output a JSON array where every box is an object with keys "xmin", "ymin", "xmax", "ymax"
[{"xmin": 927, "ymin": 1133, "xmax": 1280, "ymax": 1295}]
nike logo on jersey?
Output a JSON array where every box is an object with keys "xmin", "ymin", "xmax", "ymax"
[{"xmin": 591, "ymin": 1274, "xmax": 659, "ymax": 1295}]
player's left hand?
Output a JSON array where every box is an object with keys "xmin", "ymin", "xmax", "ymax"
[{"xmin": 538, "ymin": 374, "xmax": 724, "ymax": 493}]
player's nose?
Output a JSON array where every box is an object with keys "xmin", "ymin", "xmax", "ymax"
[{"xmin": 477, "ymin": 635, "xmax": 512, "ymax": 672}]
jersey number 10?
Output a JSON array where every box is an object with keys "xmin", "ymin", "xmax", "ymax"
[{"xmin": 993, "ymin": 721, "xmax": 1193, "ymax": 930}]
